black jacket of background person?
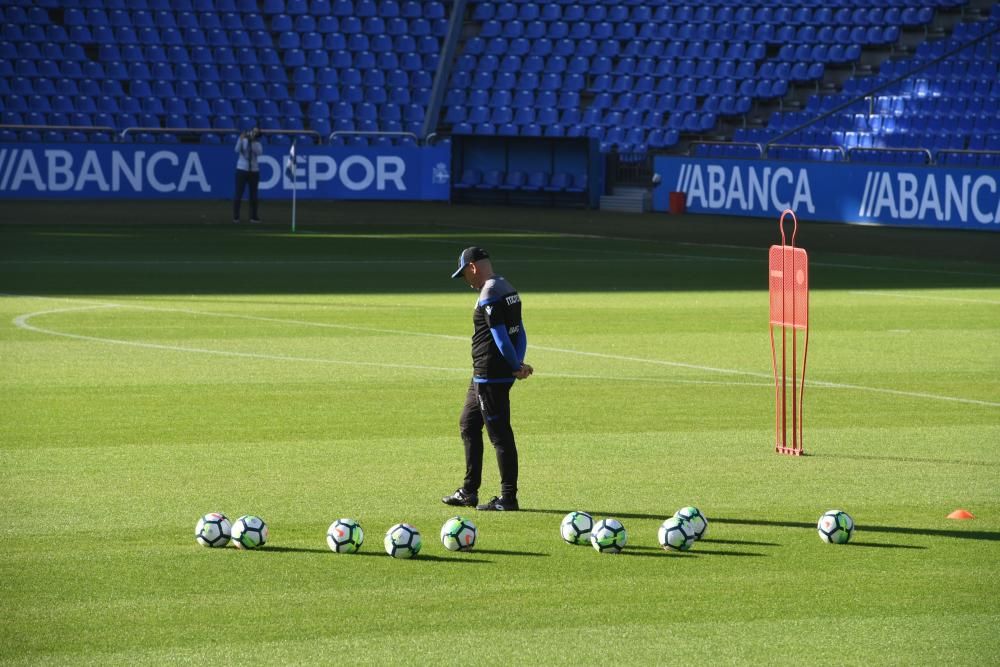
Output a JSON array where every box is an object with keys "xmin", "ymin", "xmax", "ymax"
[{"xmin": 471, "ymin": 276, "xmax": 526, "ymax": 382}]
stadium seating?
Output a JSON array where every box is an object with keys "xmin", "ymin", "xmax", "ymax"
[
  {"xmin": 0, "ymin": 0, "xmax": 447, "ymax": 145},
  {"xmin": 0, "ymin": 0, "xmax": 994, "ymax": 169},
  {"xmin": 442, "ymin": 0, "xmax": 960, "ymax": 153},
  {"xmin": 722, "ymin": 10, "xmax": 1000, "ymax": 167}
]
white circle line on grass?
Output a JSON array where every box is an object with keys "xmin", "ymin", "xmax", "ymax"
[
  {"xmin": 9, "ymin": 296, "xmax": 998, "ymax": 407},
  {"xmin": 9, "ymin": 304, "xmax": 767, "ymax": 389}
]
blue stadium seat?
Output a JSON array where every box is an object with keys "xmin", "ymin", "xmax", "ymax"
[{"xmin": 477, "ymin": 169, "xmax": 504, "ymax": 189}]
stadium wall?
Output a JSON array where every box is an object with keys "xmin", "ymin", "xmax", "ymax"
[
  {"xmin": 0, "ymin": 143, "xmax": 451, "ymax": 201},
  {"xmin": 652, "ymin": 156, "xmax": 1000, "ymax": 231}
]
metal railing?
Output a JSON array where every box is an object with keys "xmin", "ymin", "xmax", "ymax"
[
  {"xmin": 767, "ymin": 143, "xmax": 847, "ymax": 161},
  {"xmin": 846, "ymin": 146, "xmax": 934, "ymax": 164},
  {"xmin": 120, "ymin": 127, "xmax": 322, "ymax": 142},
  {"xmin": 328, "ymin": 130, "xmax": 420, "ymax": 144},
  {"xmin": 933, "ymin": 148, "xmax": 1000, "ymax": 163},
  {"xmin": 690, "ymin": 140, "xmax": 765, "ymax": 158},
  {"xmin": 0, "ymin": 124, "xmax": 116, "ymax": 136}
]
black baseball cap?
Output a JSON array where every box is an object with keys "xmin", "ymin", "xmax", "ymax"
[{"xmin": 451, "ymin": 246, "xmax": 490, "ymax": 278}]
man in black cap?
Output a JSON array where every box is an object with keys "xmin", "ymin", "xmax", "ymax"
[{"xmin": 442, "ymin": 247, "xmax": 533, "ymax": 511}]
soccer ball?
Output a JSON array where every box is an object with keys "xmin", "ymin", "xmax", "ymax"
[
  {"xmin": 658, "ymin": 516, "xmax": 695, "ymax": 551},
  {"xmin": 195, "ymin": 512, "xmax": 232, "ymax": 548},
  {"xmin": 674, "ymin": 506, "xmax": 708, "ymax": 540},
  {"xmin": 231, "ymin": 515, "xmax": 268, "ymax": 550},
  {"xmin": 560, "ymin": 511, "xmax": 594, "ymax": 545},
  {"xmin": 590, "ymin": 518, "xmax": 628, "ymax": 554},
  {"xmin": 440, "ymin": 516, "xmax": 478, "ymax": 552},
  {"xmin": 652, "ymin": 172, "xmax": 662, "ymax": 185},
  {"xmin": 384, "ymin": 523, "xmax": 422, "ymax": 558},
  {"xmin": 817, "ymin": 510, "xmax": 854, "ymax": 544},
  {"xmin": 326, "ymin": 518, "xmax": 364, "ymax": 554}
]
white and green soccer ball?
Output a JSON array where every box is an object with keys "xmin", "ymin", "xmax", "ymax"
[
  {"xmin": 326, "ymin": 518, "xmax": 364, "ymax": 553},
  {"xmin": 195, "ymin": 512, "xmax": 232, "ymax": 548},
  {"xmin": 674, "ymin": 506, "xmax": 708, "ymax": 540},
  {"xmin": 231, "ymin": 515, "xmax": 268, "ymax": 550},
  {"xmin": 817, "ymin": 510, "xmax": 854, "ymax": 544},
  {"xmin": 384, "ymin": 523, "xmax": 422, "ymax": 558},
  {"xmin": 560, "ymin": 511, "xmax": 594, "ymax": 545},
  {"xmin": 658, "ymin": 516, "xmax": 695, "ymax": 551},
  {"xmin": 590, "ymin": 518, "xmax": 627, "ymax": 554},
  {"xmin": 440, "ymin": 516, "xmax": 478, "ymax": 552}
]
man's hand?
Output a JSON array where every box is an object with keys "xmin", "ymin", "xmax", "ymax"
[{"xmin": 513, "ymin": 363, "xmax": 534, "ymax": 380}]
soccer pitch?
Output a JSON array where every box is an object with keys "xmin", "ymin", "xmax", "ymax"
[{"xmin": 2, "ymin": 205, "xmax": 999, "ymax": 664}]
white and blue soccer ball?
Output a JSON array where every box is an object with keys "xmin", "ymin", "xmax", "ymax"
[
  {"xmin": 231, "ymin": 515, "xmax": 268, "ymax": 550},
  {"xmin": 590, "ymin": 518, "xmax": 628, "ymax": 554},
  {"xmin": 658, "ymin": 516, "xmax": 695, "ymax": 552},
  {"xmin": 817, "ymin": 510, "xmax": 854, "ymax": 544},
  {"xmin": 440, "ymin": 516, "xmax": 478, "ymax": 552},
  {"xmin": 385, "ymin": 523, "xmax": 422, "ymax": 558},
  {"xmin": 674, "ymin": 506, "xmax": 708, "ymax": 541},
  {"xmin": 326, "ymin": 518, "xmax": 364, "ymax": 553},
  {"xmin": 560, "ymin": 511, "xmax": 594, "ymax": 545},
  {"xmin": 195, "ymin": 512, "xmax": 232, "ymax": 548}
]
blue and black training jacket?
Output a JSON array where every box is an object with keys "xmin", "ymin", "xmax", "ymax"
[{"xmin": 470, "ymin": 276, "xmax": 526, "ymax": 383}]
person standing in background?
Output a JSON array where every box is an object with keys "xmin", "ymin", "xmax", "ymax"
[{"xmin": 233, "ymin": 127, "xmax": 263, "ymax": 224}]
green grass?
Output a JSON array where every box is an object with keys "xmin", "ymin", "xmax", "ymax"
[{"xmin": 2, "ymin": 209, "xmax": 999, "ymax": 664}]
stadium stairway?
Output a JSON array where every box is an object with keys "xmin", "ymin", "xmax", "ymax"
[
  {"xmin": 698, "ymin": 1, "xmax": 1000, "ymax": 167},
  {"xmin": 599, "ymin": 185, "xmax": 650, "ymax": 213}
]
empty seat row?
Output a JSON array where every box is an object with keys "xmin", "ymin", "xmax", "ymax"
[
  {"xmin": 454, "ymin": 169, "xmax": 587, "ymax": 193},
  {"xmin": 470, "ymin": 2, "xmax": 937, "ymax": 27}
]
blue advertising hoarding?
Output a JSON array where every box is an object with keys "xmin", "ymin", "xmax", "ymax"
[
  {"xmin": 652, "ymin": 156, "xmax": 1000, "ymax": 231},
  {"xmin": 0, "ymin": 143, "xmax": 451, "ymax": 201}
]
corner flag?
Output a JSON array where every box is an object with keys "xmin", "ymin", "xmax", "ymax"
[{"xmin": 285, "ymin": 140, "xmax": 296, "ymax": 180}]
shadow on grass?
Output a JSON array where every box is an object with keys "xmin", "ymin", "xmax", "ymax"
[
  {"xmin": 623, "ymin": 545, "xmax": 694, "ymax": 558},
  {"xmin": 701, "ymin": 538, "xmax": 780, "ymax": 547},
  {"xmin": 475, "ymin": 549, "xmax": 550, "ymax": 557},
  {"xmin": 624, "ymin": 544, "xmax": 766, "ymax": 558},
  {"xmin": 353, "ymin": 551, "xmax": 492, "ymax": 564},
  {"xmin": 256, "ymin": 546, "xmax": 492, "ymax": 562},
  {"xmin": 256, "ymin": 546, "xmax": 330, "ymax": 554},
  {"xmin": 410, "ymin": 554, "xmax": 492, "ymax": 563},
  {"xmin": 695, "ymin": 549, "xmax": 768, "ymax": 557},
  {"xmin": 5, "ymin": 204, "xmax": 1000, "ymax": 297},
  {"xmin": 521, "ymin": 508, "xmax": 666, "ymax": 521},
  {"xmin": 522, "ymin": 509, "xmax": 999, "ymax": 543},
  {"xmin": 711, "ymin": 517, "xmax": 1000, "ymax": 543}
]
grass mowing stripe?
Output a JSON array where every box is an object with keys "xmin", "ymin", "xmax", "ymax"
[
  {"xmin": 851, "ymin": 290, "xmax": 1000, "ymax": 306},
  {"xmin": 11, "ymin": 294, "xmax": 1000, "ymax": 407},
  {"xmin": 11, "ymin": 296, "xmax": 998, "ymax": 407}
]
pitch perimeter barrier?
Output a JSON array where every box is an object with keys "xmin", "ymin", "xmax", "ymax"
[
  {"xmin": 0, "ymin": 143, "xmax": 451, "ymax": 201},
  {"xmin": 652, "ymin": 156, "xmax": 1000, "ymax": 231}
]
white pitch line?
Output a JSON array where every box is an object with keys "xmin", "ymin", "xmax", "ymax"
[
  {"xmin": 9, "ymin": 304, "xmax": 767, "ymax": 389},
  {"xmin": 8, "ymin": 296, "xmax": 998, "ymax": 408},
  {"xmin": 850, "ymin": 290, "xmax": 1000, "ymax": 306}
]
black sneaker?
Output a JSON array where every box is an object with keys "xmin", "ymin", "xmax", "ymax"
[
  {"xmin": 442, "ymin": 488, "xmax": 478, "ymax": 507},
  {"xmin": 476, "ymin": 496, "xmax": 519, "ymax": 511}
]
